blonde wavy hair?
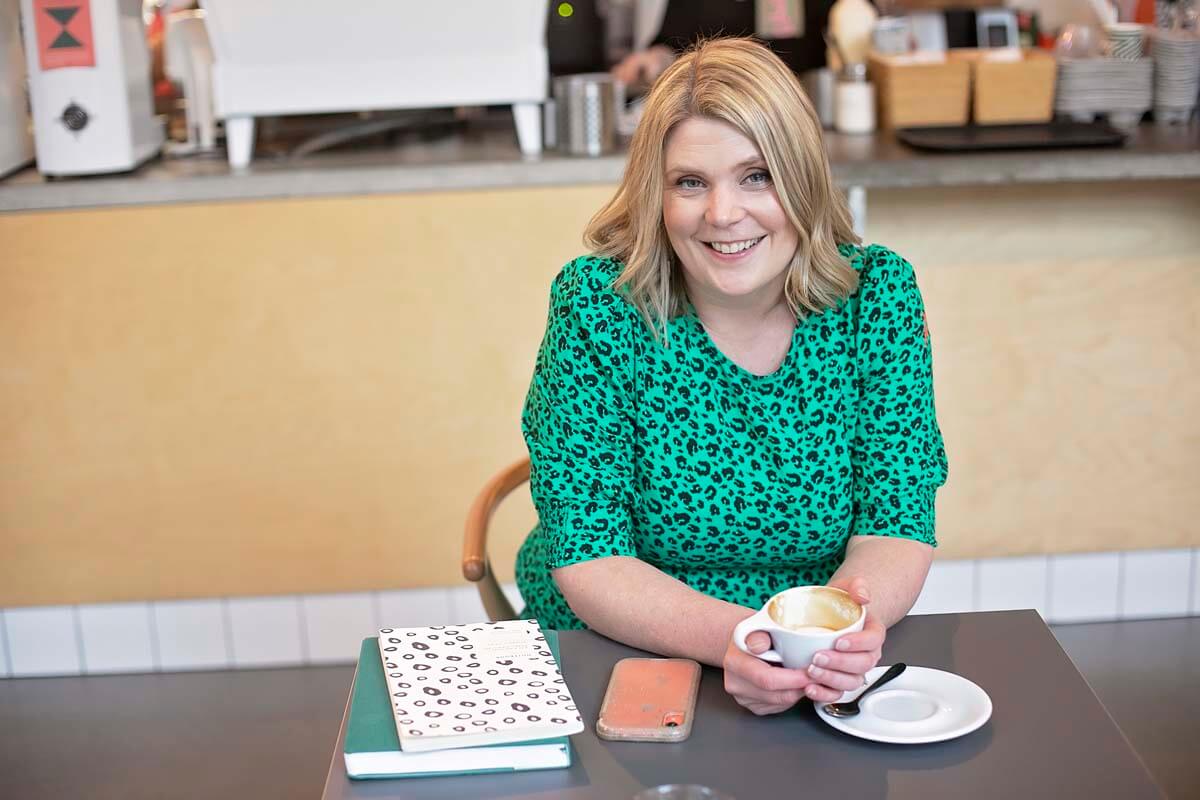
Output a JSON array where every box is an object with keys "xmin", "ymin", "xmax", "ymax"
[{"xmin": 585, "ymin": 37, "xmax": 860, "ymax": 334}]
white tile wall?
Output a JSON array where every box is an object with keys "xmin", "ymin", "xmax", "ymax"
[
  {"xmin": 448, "ymin": 584, "xmax": 489, "ymax": 624},
  {"xmin": 153, "ymin": 600, "xmax": 231, "ymax": 671},
  {"xmin": 2, "ymin": 549, "xmax": 1197, "ymax": 678},
  {"xmin": 78, "ymin": 603, "xmax": 156, "ymax": 674},
  {"xmin": 1121, "ymin": 549, "xmax": 1193, "ymax": 620},
  {"xmin": 1191, "ymin": 548, "xmax": 1200, "ymax": 616},
  {"xmin": 377, "ymin": 587, "xmax": 455, "ymax": 628},
  {"xmin": 302, "ymin": 593, "xmax": 377, "ymax": 664},
  {"xmin": 227, "ymin": 596, "xmax": 305, "ymax": 668},
  {"xmin": 1049, "ymin": 552, "xmax": 1122, "ymax": 623},
  {"xmin": 0, "ymin": 610, "xmax": 11, "ymax": 678},
  {"xmin": 6, "ymin": 605, "xmax": 82, "ymax": 677},
  {"xmin": 910, "ymin": 560, "xmax": 975, "ymax": 615},
  {"xmin": 977, "ymin": 556, "xmax": 1049, "ymax": 619},
  {"xmin": 503, "ymin": 582, "xmax": 525, "ymax": 617}
]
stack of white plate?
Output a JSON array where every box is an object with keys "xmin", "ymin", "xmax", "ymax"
[
  {"xmin": 1150, "ymin": 29, "xmax": 1200, "ymax": 123},
  {"xmin": 1054, "ymin": 57, "xmax": 1154, "ymax": 124}
]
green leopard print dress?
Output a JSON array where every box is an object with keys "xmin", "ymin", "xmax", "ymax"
[{"xmin": 515, "ymin": 243, "xmax": 948, "ymax": 630}]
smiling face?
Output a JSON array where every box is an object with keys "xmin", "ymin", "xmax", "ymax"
[{"xmin": 662, "ymin": 116, "xmax": 799, "ymax": 311}]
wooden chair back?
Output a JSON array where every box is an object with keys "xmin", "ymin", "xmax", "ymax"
[{"xmin": 461, "ymin": 457, "xmax": 531, "ymax": 621}]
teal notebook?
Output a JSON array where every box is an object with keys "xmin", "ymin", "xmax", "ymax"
[{"xmin": 344, "ymin": 631, "xmax": 573, "ymax": 780}]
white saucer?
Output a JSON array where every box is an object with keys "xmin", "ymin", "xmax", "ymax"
[{"xmin": 814, "ymin": 665, "xmax": 992, "ymax": 744}]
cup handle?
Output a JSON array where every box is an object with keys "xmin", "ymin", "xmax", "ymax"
[{"xmin": 733, "ymin": 613, "xmax": 782, "ymax": 663}]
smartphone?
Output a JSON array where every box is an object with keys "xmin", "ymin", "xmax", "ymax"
[{"xmin": 596, "ymin": 657, "xmax": 702, "ymax": 743}]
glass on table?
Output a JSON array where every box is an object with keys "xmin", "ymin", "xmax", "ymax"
[{"xmin": 633, "ymin": 785, "xmax": 736, "ymax": 800}]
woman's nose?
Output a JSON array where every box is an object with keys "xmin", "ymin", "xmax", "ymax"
[{"xmin": 704, "ymin": 185, "xmax": 744, "ymax": 228}]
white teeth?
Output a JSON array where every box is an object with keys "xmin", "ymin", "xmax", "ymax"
[{"xmin": 709, "ymin": 237, "xmax": 763, "ymax": 254}]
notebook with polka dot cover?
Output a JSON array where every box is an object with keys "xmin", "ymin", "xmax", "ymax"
[{"xmin": 377, "ymin": 619, "xmax": 585, "ymax": 753}]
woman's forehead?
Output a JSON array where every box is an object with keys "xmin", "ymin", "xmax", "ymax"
[{"xmin": 664, "ymin": 117, "xmax": 764, "ymax": 170}]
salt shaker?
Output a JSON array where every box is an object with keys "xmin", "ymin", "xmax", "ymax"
[{"xmin": 834, "ymin": 63, "xmax": 876, "ymax": 134}]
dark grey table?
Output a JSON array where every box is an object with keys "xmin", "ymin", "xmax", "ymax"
[{"xmin": 320, "ymin": 610, "xmax": 1163, "ymax": 800}]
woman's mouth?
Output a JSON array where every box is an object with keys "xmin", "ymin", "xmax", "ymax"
[{"xmin": 704, "ymin": 236, "xmax": 765, "ymax": 256}]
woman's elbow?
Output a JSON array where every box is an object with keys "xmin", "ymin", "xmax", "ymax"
[
  {"xmin": 551, "ymin": 556, "xmax": 634, "ymax": 624},
  {"xmin": 551, "ymin": 561, "xmax": 599, "ymax": 619}
]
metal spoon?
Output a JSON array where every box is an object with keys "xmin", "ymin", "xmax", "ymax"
[{"xmin": 822, "ymin": 663, "xmax": 907, "ymax": 718}]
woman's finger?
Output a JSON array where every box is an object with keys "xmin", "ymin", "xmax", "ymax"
[
  {"xmin": 810, "ymin": 648, "xmax": 879, "ymax": 675},
  {"xmin": 846, "ymin": 576, "xmax": 872, "ymax": 606},
  {"xmin": 733, "ymin": 654, "xmax": 812, "ymax": 693},
  {"xmin": 807, "ymin": 664, "xmax": 868, "ymax": 692},
  {"xmin": 745, "ymin": 630, "xmax": 772, "ymax": 655},
  {"xmin": 725, "ymin": 668, "xmax": 806, "ymax": 713},
  {"xmin": 736, "ymin": 689, "xmax": 805, "ymax": 715},
  {"xmin": 834, "ymin": 617, "xmax": 886, "ymax": 653},
  {"xmin": 804, "ymin": 682, "xmax": 843, "ymax": 704}
]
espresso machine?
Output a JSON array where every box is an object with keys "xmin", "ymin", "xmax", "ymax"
[
  {"xmin": 19, "ymin": 0, "xmax": 163, "ymax": 176},
  {"xmin": 0, "ymin": 0, "xmax": 33, "ymax": 177}
]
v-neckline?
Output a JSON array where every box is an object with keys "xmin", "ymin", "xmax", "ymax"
[{"xmin": 683, "ymin": 302, "xmax": 800, "ymax": 382}]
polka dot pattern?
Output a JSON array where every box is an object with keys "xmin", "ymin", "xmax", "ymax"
[{"xmin": 378, "ymin": 619, "xmax": 583, "ymax": 748}]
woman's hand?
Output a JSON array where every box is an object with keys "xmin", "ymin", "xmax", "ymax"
[
  {"xmin": 610, "ymin": 45, "xmax": 675, "ymax": 88},
  {"xmin": 722, "ymin": 630, "xmax": 815, "ymax": 715},
  {"xmin": 802, "ymin": 577, "xmax": 886, "ymax": 704}
]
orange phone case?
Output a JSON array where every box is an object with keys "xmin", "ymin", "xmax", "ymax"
[{"xmin": 595, "ymin": 657, "xmax": 702, "ymax": 743}]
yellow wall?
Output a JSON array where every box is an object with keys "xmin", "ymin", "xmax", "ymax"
[{"xmin": 2, "ymin": 179, "xmax": 1197, "ymax": 607}]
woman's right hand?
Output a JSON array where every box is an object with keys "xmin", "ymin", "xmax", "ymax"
[
  {"xmin": 722, "ymin": 631, "xmax": 816, "ymax": 715},
  {"xmin": 610, "ymin": 45, "xmax": 675, "ymax": 88}
]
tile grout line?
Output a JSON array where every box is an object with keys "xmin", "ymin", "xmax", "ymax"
[
  {"xmin": 1045, "ymin": 554, "xmax": 1056, "ymax": 623},
  {"xmin": 72, "ymin": 605, "xmax": 88, "ymax": 675},
  {"xmin": 146, "ymin": 603, "xmax": 162, "ymax": 672},
  {"xmin": 0, "ymin": 610, "xmax": 12, "ymax": 676},
  {"xmin": 1036, "ymin": 555, "xmax": 1049, "ymax": 619},
  {"xmin": 220, "ymin": 597, "xmax": 236, "ymax": 668},
  {"xmin": 1191, "ymin": 547, "xmax": 1199, "ymax": 615},
  {"xmin": 370, "ymin": 591, "xmax": 383, "ymax": 635},
  {"xmin": 1115, "ymin": 551, "xmax": 1127, "ymax": 621},
  {"xmin": 296, "ymin": 595, "xmax": 310, "ymax": 666}
]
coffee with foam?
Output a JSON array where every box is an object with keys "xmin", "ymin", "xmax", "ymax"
[
  {"xmin": 733, "ymin": 585, "xmax": 867, "ymax": 669},
  {"xmin": 767, "ymin": 586, "xmax": 863, "ymax": 632}
]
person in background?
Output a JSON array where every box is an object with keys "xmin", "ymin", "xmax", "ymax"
[
  {"xmin": 612, "ymin": 0, "xmax": 839, "ymax": 89},
  {"xmin": 516, "ymin": 38, "xmax": 948, "ymax": 715}
]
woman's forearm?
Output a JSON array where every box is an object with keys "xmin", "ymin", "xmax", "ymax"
[
  {"xmin": 826, "ymin": 536, "xmax": 934, "ymax": 628},
  {"xmin": 552, "ymin": 556, "xmax": 754, "ymax": 667},
  {"xmin": 552, "ymin": 536, "xmax": 932, "ymax": 662}
]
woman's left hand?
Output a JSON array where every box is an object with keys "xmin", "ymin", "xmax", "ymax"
[{"xmin": 802, "ymin": 576, "xmax": 886, "ymax": 704}]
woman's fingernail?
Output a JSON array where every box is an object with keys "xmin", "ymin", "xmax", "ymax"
[
  {"xmin": 808, "ymin": 665, "xmax": 823, "ymax": 678},
  {"xmin": 813, "ymin": 653, "xmax": 829, "ymax": 667},
  {"xmin": 836, "ymin": 639, "xmax": 851, "ymax": 651},
  {"xmin": 805, "ymin": 685, "xmax": 821, "ymax": 698}
]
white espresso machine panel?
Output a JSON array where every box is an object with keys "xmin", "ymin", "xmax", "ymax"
[
  {"xmin": 19, "ymin": 0, "xmax": 163, "ymax": 175},
  {"xmin": 0, "ymin": 0, "xmax": 34, "ymax": 178}
]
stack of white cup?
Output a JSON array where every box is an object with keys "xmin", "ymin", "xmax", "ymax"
[{"xmin": 1105, "ymin": 23, "xmax": 1147, "ymax": 60}]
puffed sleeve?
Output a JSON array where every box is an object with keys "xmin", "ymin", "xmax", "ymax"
[
  {"xmin": 522, "ymin": 257, "xmax": 638, "ymax": 569},
  {"xmin": 849, "ymin": 246, "xmax": 949, "ymax": 545}
]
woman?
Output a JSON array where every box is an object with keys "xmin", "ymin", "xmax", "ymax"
[{"xmin": 516, "ymin": 38, "xmax": 948, "ymax": 714}]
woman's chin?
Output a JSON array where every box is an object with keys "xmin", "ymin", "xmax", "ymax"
[{"xmin": 704, "ymin": 272, "xmax": 779, "ymax": 302}]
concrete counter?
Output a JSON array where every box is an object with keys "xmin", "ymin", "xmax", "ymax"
[{"xmin": 2, "ymin": 117, "xmax": 1197, "ymax": 213}]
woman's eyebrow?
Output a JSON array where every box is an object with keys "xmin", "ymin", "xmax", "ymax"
[{"xmin": 664, "ymin": 156, "xmax": 767, "ymax": 176}]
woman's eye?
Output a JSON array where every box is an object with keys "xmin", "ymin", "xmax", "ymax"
[
  {"xmin": 745, "ymin": 171, "xmax": 771, "ymax": 186},
  {"xmin": 676, "ymin": 177, "xmax": 704, "ymax": 190}
]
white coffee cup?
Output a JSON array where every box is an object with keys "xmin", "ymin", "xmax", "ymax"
[{"xmin": 733, "ymin": 586, "xmax": 866, "ymax": 669}]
